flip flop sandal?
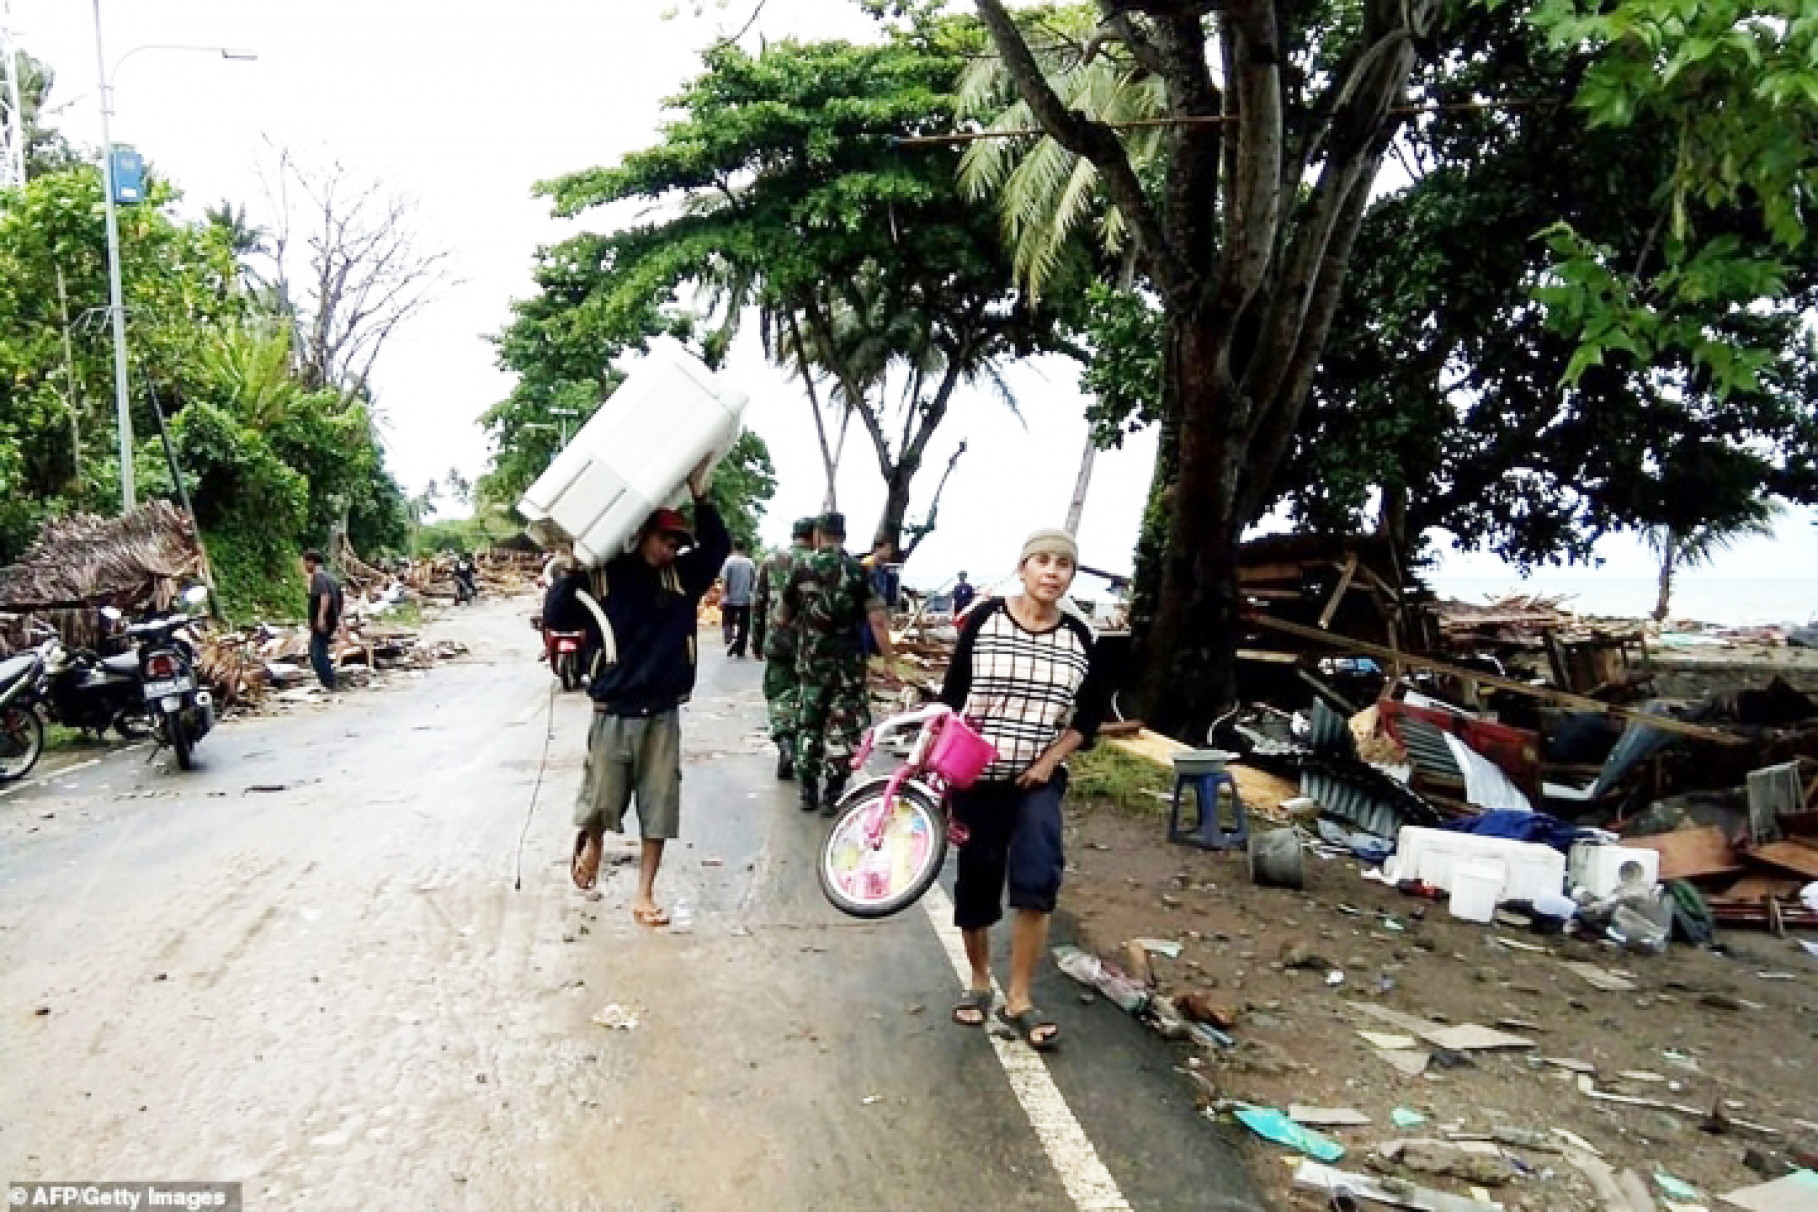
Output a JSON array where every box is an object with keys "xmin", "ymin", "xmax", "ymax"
[
  {"xmin": 631, "ymin": 906, "xmax": 671, "ymax": 928},
  {"xmin": 997, "ymin": 1006, "xmax": 1060, "ymax": 1051},
  {"xmin": 951, "ymin": 988, "xmax": 994, "ymax": 1028},
  {"xmin": 571, "ymin": 830, "xmax": 603, "ymax": 891}
]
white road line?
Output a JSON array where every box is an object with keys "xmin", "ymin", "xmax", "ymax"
[
  {"xmin": 921, "ymin": 884, "xmax": 1133, "ymax": 1212},
  {"xmin": 0, "ymin": 756, "xmax": 104, "ymax": 800}
]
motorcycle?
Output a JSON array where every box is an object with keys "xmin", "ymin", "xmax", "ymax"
[
  {"xmin": 454, "ymin": 557, "xmax": 478, "ymax": 605},
  {"xmin": 0, "ymin": 640, "xmax": 50, "ymax": 782},
  {"xmin": 547, "ymin": 629, "xmax": 588, "ymax": 691},
  {"xmin": 38, "ymin": 612, "xmax": 155, "ymax": 742},
  {"xmin": 129, "ymin": 586, "xmax": 216, "ymax": 770}
]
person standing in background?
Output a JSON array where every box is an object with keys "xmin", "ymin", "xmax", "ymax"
[
  {"xmin": 950, "ymin": 571, "xmax": 977, "ymax": 618},
  {"xmin": 302, "ymin": 550, "xmax": 343, "ymax": 692},
  {"xmin": 784, "ymin": 512, "xmax": 895, "ymax": 815},
  {"xmin": 753, "ymin": 518, "xmax": 815, "ymax": 780},
  {"xmin": 719, "ymin": 540, "xmax": 758, "ymax": 659}
]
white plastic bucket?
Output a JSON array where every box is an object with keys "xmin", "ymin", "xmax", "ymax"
[{"xmin": 1448, "ymin": 858, "xmax": 1505, "ymax": 923}]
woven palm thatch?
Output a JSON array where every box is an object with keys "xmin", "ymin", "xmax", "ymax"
[{"xmin": 0, "ymin": 501, "xmax": 204, "ymax": 612}]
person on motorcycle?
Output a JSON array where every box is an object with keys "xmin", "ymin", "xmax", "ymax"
[{"xmin": 454, "ymin": 552, "xmax": 478, "ymax": 603}]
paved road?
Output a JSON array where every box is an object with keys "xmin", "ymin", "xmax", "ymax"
[{"xmin": 0, "ymin": 597, "xmax": 1263, "ymax": 1211}]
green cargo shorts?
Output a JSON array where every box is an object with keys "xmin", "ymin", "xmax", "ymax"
[{"xmin": 574, "ymin": 709, "xmax": 682, "ymax": 840}]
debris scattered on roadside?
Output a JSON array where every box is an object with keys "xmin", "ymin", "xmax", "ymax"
[
  {"xmin": 1288, "ymin": 1105, "xmax": 1373, "ymax": 1128},
  {"xmin": 1230, "ymin": 1103, "xmax": 1346, "ymax": 1161},
  {"xmin": 590, "ymin": 1004, "xmax": 640, "ymax": 1031}
]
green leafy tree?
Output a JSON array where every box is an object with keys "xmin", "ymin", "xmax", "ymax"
[
  {"xmin": 500, "ymin": 30, "xmax": 1079, "ymax": 558},
  {"xmin": 1528, "ymin": 0, "xmax": 1818, "ymax": 390}
]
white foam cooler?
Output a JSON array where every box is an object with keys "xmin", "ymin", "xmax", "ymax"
[
  {"xmin": 517, "ymin": 338, "xmax": 748, "ymax": 567},
  {"xmin": 1383, "ymin": 826, "xmax": 1567, "ymax": 906}
]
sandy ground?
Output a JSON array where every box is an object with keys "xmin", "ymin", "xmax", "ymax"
[
  {"xmin": 1061, "ymin": 802, "xmax": 1818, "ymax": 1210},
  {"xmin": 0, "ymin": 595, "xmax": 1264, "ymax": 1212}
]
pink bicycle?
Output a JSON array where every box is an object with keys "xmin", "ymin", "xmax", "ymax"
[{"xmin": 818, "ymin": 703, "xmax": 998, "ymax": 918}]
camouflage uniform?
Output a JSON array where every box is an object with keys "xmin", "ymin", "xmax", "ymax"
[
  {"xmin": 784, "ymin": 542, "xmax": 883, "ymax": 804},
  {"xmin": 753, "ymin": 541, "xmax": 809, "ymax": 751}
]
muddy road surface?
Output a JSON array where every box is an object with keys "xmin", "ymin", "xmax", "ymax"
[{"xmin": 1, "ymin": 597, "xmax": 1260, "ymax": 1211}]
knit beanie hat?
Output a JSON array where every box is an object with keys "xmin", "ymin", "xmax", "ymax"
[{"xmin": 1019, "ymin": 528, "xmax": 1078, "ymax": 566}]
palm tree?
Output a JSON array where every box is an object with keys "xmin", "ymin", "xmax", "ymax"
[
  {"xmin": 956, "ymin": 5, "xmax": 1165, "ymax": 302},
  {"xmin": 1647, "ymin": 504, "xmax": 1780, "ymax": 623}
]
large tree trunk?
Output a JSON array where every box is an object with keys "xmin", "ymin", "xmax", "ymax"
[
  {"xmin": 1141, "ymin": 313, "xmax": 1245, "ymax": 737},
  {"xmin": 1653, "ymin": 539, "xmax": 1676, "ymax": 622},
  {"xmin": 873, "ymin": 461, "xmax": 915, "ymax": 555}
]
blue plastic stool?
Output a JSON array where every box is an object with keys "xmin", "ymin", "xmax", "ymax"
[{"xmin": 1168, "ymin": 750, "xmax": 1249, "ymax": 851}]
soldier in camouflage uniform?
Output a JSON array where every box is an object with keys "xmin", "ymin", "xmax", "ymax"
[
  {"xmin": 752, "ymin": 517, "xmax": 816, "ymax": 781},
  {"xmin": 782, "ymin": 511, "xmax": 895, "ymax": 815}
]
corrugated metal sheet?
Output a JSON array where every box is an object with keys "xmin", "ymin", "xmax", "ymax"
[
  {"xmin": 1589, "ymin": 709, "xmax": 1676, "ymax": 798},
  {"xmin": 1309, "ymin": 699, "xmax": 1353, "ymax": 757},
  {"xmin": 1398, "ymin": 717, "xmax": 1463, "ymax": 781},
  {"xmin": 1301, "ymin": 768, "xmax": 1406, "ymax": 840}
]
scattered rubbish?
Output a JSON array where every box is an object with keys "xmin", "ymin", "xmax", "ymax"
[
  {"xmin": 1420, "ymin": 1023, "xmax": 1535, "ymax": 1052},
  {"xmin": 1288, "ymin": 1105, "xmax": 1373, "ymax": 1128},
  {"xmin": 1391, "ymin": 1107, "xmax": 1428, "ymax": 1129},
  {"xmin": 1428, "ymin": 1048, "xmax": 1477, "ymax": 1071},
  {"xmin": 1800, "ymin": 940, "xmax": 1818, "ymax": 961},
  {"xmin": 1488, "ymin": 1126, "xmax": 1562, "ymax": 1153},
  {"xmin": 1248, "ymin": 827, "xmax": 1306, "ymax": 889},
  {"xmin": 1717, "ymin": 1169, "xmax": 1818, "ymax": 1212},
  {"xmin": 1653, "ymin": 1172, "xmax": 1702, "ymax": 1202},
  {"xmin": 1552, "ymin": 1128, "xmax": 1602, "ymax": 1155},
  {"xmin": 1492, "ymin": 935, "xmax": 1546, "ymax": 953},
  {"xmin": 1380, "ymin": 1138, "xmax": 1512, "ymax": 1186},
  {"xmin": 1054, "ymin": 945, "xmax": 1149, "ymax": 1014},
  {"xmin": 590, "ymin": 1004, "xmax": 640, "ymax": 1031},
  {"xmin": 1358, "ymin": 1031, "xmax": 1419, "ymax": 1050},
  {"xmin": 1756, "ymin": 971, "xmax": 1797, "ymax": 981},
  {"xmin": 1563, "ymin": 961, "xmax": 1639, "ymax": 992},
  {"xmin": 1232, "ymin": 1104, "xmax": 1346, "ymax": 1162},
  {"xmin": 1377, "ymin": 1049, "xmax": 1432, "ymax": 1078},
  {"xmin": 1326, "ymin": 970, "xmax": 1346, "ymax": 987},
  {"xmin": 1121, "ymin": 940, "xmax": 1155, "ymax": 988},
  {"xmin": 1618, "ymin": 1070, "xmax": 1668, "ymax": 1084},
  {"xmin": 1545, "ymin": 1057, "xmax": 1598, "ymax": 1074},
  {"xmin": 861, "ymin": 1095, "xmax": 882, "ymax": 1106},
  {"xmin": 1136, "ymin": 938, "xmax": 1183, "ymax": 960},
  {"xmin": 1174, "ymin": 991, "xmax": 1237, "ymax": 1030},
  {"xmin": 1291, "ymin": 1159, "xmax": 1501, "ymax": 1212}
]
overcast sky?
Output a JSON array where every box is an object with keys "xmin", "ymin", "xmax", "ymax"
[{"xmin": 13, "ymin": 0, "xmax": 1815, "ymax": 621}]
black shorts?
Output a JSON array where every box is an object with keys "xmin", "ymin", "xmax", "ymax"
[{"xmin": 950, "ymin": 769, "xmax": 1068, "ymax": 930}]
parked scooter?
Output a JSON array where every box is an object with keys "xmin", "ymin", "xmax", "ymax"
[
  {"xmin": 37, "ymin": 613, "xmax": 155, "ymax": 742},
  {"xmin": 0, "ymin": 640, "xmax": 50, "ymax": 782},
  {"xmin": 129, "ymin": 586, "xmax": 216, "ymax": 770}
]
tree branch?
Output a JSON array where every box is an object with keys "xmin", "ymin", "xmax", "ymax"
[
  {"xmin": 975, "ymin": 0, "xmax": 1183, "ymax": 297},
  {"xmin": 900, "ymin": 440, "xmax": 969, "ymax": 560}
]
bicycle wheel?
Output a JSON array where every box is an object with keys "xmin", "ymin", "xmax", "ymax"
[
  {"xmin": 0, "ymin": 706, "xmax": 44, "ymax": 782},
  {"xmin": 818, "ymin": 776, "xmax": 947, "ymax": 919}
]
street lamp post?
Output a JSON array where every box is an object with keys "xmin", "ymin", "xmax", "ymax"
[{"xmin": 89, "ymin": 0, "xmax": 254, "ymax": 513}]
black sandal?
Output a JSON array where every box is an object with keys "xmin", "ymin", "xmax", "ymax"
[
  {"xmin": 952, "ymin": 988, "xmax": 993, "ymax": 1027},
  {"xmin": 997, "ymin": 1005, "xmax": 1060, "ymax": 1051}
]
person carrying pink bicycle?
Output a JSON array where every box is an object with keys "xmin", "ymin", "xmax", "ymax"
[{"xmin": 939, "ymin": 528, "xmax": 1108, "ymax": 1051}]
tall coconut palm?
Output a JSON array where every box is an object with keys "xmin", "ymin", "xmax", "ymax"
[
  {"xmin": 956, "ymin": 4, "xmax": 1166, "ymax": 302},
  {"xmin": 1647, "ymin": 504, "xmax": 1779, "ymax": 623}
]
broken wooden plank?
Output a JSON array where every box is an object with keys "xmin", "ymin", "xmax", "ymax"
[
  {"xmin": 1318, "ymin": 552, "xmax": 1361, "ymax": 630},
  {"xmin": 1247, "ymin": 612, "xmax": 1747, "ymax": 744},
  {"xmin": 1624, "ymin": 826, "xmax": 1745, "ymax": 880},
  {"xmin": 1719, "ymin": 1170, "xmax": 1818, "ymax": 1212},
  {"xmin": 1746, "ymin": 839, "xmax": 1818, "ymax": 880},
  {"xmin": 1289, "ymin": 1105, "xmax": 1373, "ymax": 1127},
  {"xmin": 1422, "ymin": 1023, "xmax": 1536, "ymax": 1052}
]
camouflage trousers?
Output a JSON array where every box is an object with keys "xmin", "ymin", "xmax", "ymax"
[
  {"xmin": 763, "ymin": 658, "xmax": 799, "ymax": 749},
  {"xmin": 793, "ymin": 657, "xmax": 869, "ymax": 789}
]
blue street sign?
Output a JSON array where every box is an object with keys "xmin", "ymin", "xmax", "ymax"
[{"xmin": 110, "ymin": 148, "xmax": 145, "ymax": 206}]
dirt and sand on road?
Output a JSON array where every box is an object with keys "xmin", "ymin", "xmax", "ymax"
[{"xmin": 1, "ymin": 595, "xmax": 1266, "ymax": 1212}]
